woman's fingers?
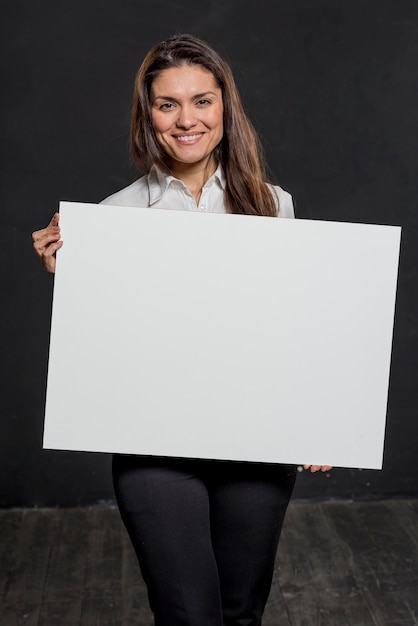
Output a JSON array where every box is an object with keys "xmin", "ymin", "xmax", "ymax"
[
  {"xmin": 32, "ymin": 213, "xmax": 62, "ymax": 273},
  {"xmin": 49, "ymin": 213, "xmax": 60, "ymax": 227},
  {"xmin": 32, "ymin": 229, "xmax": 60, "ymax": 250},
  {"xmin": 303, "ymin": 465, "xmax": 333, "ymax": 473},
  {"xmin": 39, "ymin": 240, "xmax": 63, "ymax": 273}
]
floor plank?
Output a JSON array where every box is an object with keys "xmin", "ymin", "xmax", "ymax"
[
  {"xmin": 320, "ymin": 501, "xmax": 418, "ymax": 626},
  {"xmin": 276, "ymin": 502, "xmax": 376, "ymax": 626},
  {"xmin": 0, "ymin": 499, "xmax": 417, "ymax": 625}
]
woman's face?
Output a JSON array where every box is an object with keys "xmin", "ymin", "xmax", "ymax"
[{"xmin": 150, "ymin": 64, "xmax": 224, "ymax": 171}]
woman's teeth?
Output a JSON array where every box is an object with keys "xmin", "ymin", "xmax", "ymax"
[{"xmin": 176, "ymin": 134, "xmax": 202, "ymax": 142}]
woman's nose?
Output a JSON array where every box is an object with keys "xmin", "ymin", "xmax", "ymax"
[{"xmin": 175, "ymin": 106, "xmax": 197, "ymax": 129}]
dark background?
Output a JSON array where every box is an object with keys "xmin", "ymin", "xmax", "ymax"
[{"xmin": 1, "ymin": 0, "xmax": 417, "ymax": 507}]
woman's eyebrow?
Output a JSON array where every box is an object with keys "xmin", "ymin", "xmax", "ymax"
[
  {"xmin": 192, "ymin": 91, "xmax": 218, "ymax": 100},
  {"xmin": 152, "ymin": 91, "xmax": 218, "ymax": 103}
]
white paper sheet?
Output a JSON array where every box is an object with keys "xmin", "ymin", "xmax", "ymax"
[{"xmin": 43, "ymin": 202, "xmax": 401, "ymax": 469}]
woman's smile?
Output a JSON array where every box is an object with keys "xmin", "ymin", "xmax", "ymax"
[{"xmin": 173, "ymin": 132, "xmax": 204, "ymax": 144}]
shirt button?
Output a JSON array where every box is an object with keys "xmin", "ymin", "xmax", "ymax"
[{"xmin": 200, "ymin": 204, "xmax": 207, "ymax": 211}]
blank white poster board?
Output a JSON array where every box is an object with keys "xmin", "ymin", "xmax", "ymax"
[{"xmin": 43, "ymin": 202, "xmax": 401, "ymax": 469}]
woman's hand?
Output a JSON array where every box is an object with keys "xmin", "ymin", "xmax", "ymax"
[
  {"xmin": 303, "ymin": 465, "xmax": 333, "ymax": 473},
  {"xmin": 32, "ymin": 213, "xmax": 62, "ymax": 273}
]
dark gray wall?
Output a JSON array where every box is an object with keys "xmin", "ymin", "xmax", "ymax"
[{"xmin": 1, "ymin": 0, "xmax": 417, "ymax": 506}]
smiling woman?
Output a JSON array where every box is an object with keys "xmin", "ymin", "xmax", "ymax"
[
  {"xmin": 150, "ymin": 65, "xmax": 224, "ymax": 200},
  {"xmin": 129, "ymin": 34, "xmax": 286, "ymax": 218},
  {"xmin": 31, "ymin": 33, "xmax": 331, "ymax": 626}
]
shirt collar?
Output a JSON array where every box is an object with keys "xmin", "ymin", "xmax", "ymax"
[{"xmin": 148, "ymin": 164, "xmax": 226, "ymax": 205}]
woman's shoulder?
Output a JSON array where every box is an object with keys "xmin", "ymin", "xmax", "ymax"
[
  {"xmin": 268, "ymin": 184, "xmax": 295, "ymax": 219},
  {"xmin": 100, "ymin": 174, "xmax": 149, "ymax": 206}
]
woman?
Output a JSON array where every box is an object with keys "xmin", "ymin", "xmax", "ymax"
[{"xmin": 33, "ymin": 34, "xmax": 331, "ymax": 626}]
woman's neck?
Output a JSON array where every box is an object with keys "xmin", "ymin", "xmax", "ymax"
[{"xmin": 168, "ymin": 157, "xmax": 217, "ymax": 205}]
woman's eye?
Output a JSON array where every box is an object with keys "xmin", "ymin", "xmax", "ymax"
[
  {"xmin": 196, "ymin": 99, "xmax": 211, "ymax": 106},
  {"xmin": 159, "ymin": 102, "xmax": 175, "ymax": 111}
]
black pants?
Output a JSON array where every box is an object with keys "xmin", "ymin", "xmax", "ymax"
[{"xmin": 113, "ymin": 455, "xmax": 297, "ymax": 626}]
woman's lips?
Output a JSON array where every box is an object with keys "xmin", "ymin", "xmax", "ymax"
[{"xmin": 174, "ymin": 133, "xmax": 203, "ymax": 145}]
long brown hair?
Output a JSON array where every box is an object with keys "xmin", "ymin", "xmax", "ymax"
[{"xmin": 130, "ymin": 34, "xmax": 279, "ymax": 217}]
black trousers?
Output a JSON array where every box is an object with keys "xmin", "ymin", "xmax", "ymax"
[{"xmin": 113, "ymin": 455, "xmax": 297, "ymax": 626}]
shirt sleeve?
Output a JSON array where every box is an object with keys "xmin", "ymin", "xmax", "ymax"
[
  {"xmin": 271, "ymin": 185, "xmax": 295, "ymax": 219},
  {"xmin": 99, "ymin": 176, "xmax": 149, "ymax": 207}
]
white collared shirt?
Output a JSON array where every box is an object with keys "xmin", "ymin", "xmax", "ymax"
[{"xmin": 101, "ymin": 164, "xmax": 295, "ymax": 218}]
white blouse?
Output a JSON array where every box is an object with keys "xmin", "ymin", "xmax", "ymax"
[{"xmin": 101, "ymin": 165, "xmax": 295, "ymax": 219}]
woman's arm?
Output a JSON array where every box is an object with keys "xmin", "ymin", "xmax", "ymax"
[{"xmin": 32, "ymin": 213, "xmax": 62, "ymax": 273}]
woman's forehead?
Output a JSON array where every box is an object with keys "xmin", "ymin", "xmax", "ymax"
[{"xmin": 150, "ymin": 65, "xmax": 220, "ymax": 97}]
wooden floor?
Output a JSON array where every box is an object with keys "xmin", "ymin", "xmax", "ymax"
[{"xmin": 1, "ymin": 499, "xmax": 417, "ymax": 625}]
